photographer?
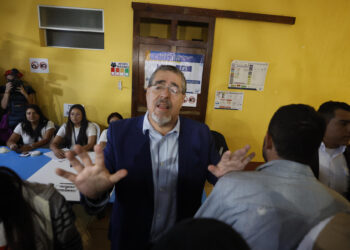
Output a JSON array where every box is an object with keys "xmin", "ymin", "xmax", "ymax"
[{"xmin": 0, "ymin": 69, "xmax": 35, "ymax": 130}]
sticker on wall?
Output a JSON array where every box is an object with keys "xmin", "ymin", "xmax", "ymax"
[
  {"xmin": 214, "ymin": 91, "xmax": 244, "ymax": 110},
  {"xmin": 228, "ymin": 60, "xmax": 268, "ymax": 91},
  {"xmin": 29, "ymin": 58, "xmax": 49, "ymax": 73},
  {"xmin": 63, "ymin": 103, "xmax": 74, "ymax": 117},
  {"xmin": 110, "ymin": 62, "xmax": 129, "ymax": 77},
  {"xmin": 182, "ymin": 93, "xmax": 197, "ymax": 107}
]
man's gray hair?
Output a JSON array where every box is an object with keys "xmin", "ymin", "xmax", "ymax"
[{"xmin": 148, "ymin": 65, "xmax": 187, "ymax": 94}]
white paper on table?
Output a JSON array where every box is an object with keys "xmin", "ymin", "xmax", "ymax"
[
  {"xmin": 44, "ymin": 148, "xmax": 70, "ymax": 162},
  {"xmin": 29, "ymin": 151, "xmax": 96, "ymax": 201},
  {"xmin": 44, "ymin": 149, "xmax": 95, "ymax": 163},
  {"xmin": 28, "ymin": 159, "xmax": 79, "ymax": 201}
]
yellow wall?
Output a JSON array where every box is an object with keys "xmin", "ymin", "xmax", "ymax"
[{"xmin": 1, "ymin": 0, "xmax": 350, "ymax": 161}]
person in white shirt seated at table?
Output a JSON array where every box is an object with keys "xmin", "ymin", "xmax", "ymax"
[
  {"xmin": 50, "ymin": 104, "xmax": 97, "ymax": 158},
  {"xmin": 98, "ymin": 112, "xmax": 123, "ymax": 148},
  {"xmin": 6, "ymin": 104, "xmax": 55, "ymax": 152}
]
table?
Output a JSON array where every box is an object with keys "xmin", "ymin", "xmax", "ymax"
[{"xmin": 0, "ymin": 147, "xmax": 80, "ymax": 201}]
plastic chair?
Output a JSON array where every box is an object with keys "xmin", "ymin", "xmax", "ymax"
[
  {"xmin": 92, "ymin": 122, "xmax": 101, "ymax": 142},
  {"xmin": 211, "ymin": 130, "xmax": 229, "ymax": 156}
]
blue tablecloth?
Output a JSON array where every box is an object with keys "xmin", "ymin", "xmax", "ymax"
[
  {"xmin": 0, "ymin": 148, "xmax": 51, "ymax": 179},
  {"xmin": 0, "ymin": 147, "xmax": 204, "ymax": 203}
]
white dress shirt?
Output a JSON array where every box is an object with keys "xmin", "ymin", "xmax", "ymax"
[{"xmin": 319, "ymin": 142, "xmax": 349, "ymax": 196}]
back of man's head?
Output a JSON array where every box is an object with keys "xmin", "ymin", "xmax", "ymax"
[
  {"xmin": 318, "ymin": 101, "xmax": 350, "ymax": 124},
  {"xmin": 268, "ymin": 104, "xmax": 326, "ymax": 169},
  {"xmin": 152, "ymin": 218, "xmax": 250, "ymax": 250}
]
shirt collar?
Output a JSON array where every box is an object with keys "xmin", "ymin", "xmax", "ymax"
[
  {"xmin": 319, "ymin": 142, "xmax": 346, "ymax": 155},
  {"xmin": 142, "ymin": 112, "xmax": 180, "ymax": 136},
  {"xmin": 256, "ymin": 159, "xmax": 315, "ymax": 177}
]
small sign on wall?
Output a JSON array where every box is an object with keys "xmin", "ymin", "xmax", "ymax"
[
  {"xmin": 111, "ymin": 62, "xmax": 129, "ymax": 76},
  {"xmin": 229, "ymin": 60, "xmax": 268, "ymax": 91},
  {"xmin": 63, "ymin": 103, "xmax": 74, "ymax": 117},
  {"xmin": 214, "ymin": 91, "xmax": 244, "ymax": 110},
  {"xmin": 29, "ymin": 58, "xmax": 49, "ymax": 73},
  {"xmin": 182, "ymin": 93, "xmax": 197, "ymax": 107}
]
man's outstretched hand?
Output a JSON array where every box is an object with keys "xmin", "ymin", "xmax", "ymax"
[
  {"xmin": 209, "ymin": 145, "xmax": 255, "ymax": 178},
  {"xmin": 55, "ymin": 144, "xmax": 127, "ymax": 199}
]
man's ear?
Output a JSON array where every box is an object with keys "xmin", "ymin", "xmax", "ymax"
[{"xmin": 265, "ymin": 133, "xmax": 273, "ymax": 150}]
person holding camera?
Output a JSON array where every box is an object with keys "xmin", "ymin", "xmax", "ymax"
[{"xmin": 0, "ymin": 68, "xmax": 36, "ymax": 130}]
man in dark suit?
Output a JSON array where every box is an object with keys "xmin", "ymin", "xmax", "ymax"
[
  {"xmin": 318, "ymin": 101, "xmax": 350, "ymax": 200},
  {"xmin": 56, "ymin": 65, "xmax": 254, "ymax": 250}
]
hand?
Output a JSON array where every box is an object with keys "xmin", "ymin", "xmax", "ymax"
[
  {"xmin": 20, "ymin": 144, "xmax": 33, "ymax": 153},
  {"xmin": 16, "ymin": 85, "xmax": 27, "ymax": 96},
  {"xmin": 208, "ymin": 145, "xmax": 255, "ymax": 178},
  {"xmin": 55, "ymin": 144, "xmax": 128, "ymax": 199},
  {"xmin": 9, "ymin": 144, "xmax": 18, "ymax": 150},
  {"xmin": 5, "ymin": 82, "xmax": 12, "ymax": 93},
  {"xmin": 53, "ymin": 149, "xmax": 66, "ymax": 159}
]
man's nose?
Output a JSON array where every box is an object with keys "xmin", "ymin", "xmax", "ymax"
[{"xmin": 160, "ymin": 86, "xmax": 170, "ymax": 96}]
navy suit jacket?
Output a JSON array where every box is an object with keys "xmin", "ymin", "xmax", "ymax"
[{"xmin": 103, "ymin": 115, "xmax": 220, "ymax": 250}]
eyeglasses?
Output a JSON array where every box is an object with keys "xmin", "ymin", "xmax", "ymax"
[{"xmin": 150, "ymin": 83, "xmax": 182, "ymax": 95}]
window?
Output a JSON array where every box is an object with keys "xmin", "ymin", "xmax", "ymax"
[{"xmin": 38, "ymin": 5, "xmax": 104, "ymax": 50}]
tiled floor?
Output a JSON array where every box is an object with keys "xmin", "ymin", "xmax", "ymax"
[{"xmin": 73, "ymin": 204, "xmax": 112, "ymax": 250}]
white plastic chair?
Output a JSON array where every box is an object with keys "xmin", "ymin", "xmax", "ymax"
[{"xmin": 92, "ymin": 122, "xmax": 101, "ymax": 143}]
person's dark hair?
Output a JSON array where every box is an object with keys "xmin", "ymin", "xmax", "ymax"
[
  {"xmin": 152, "ymin": 218, "xmax": 250, "ymax": 250},
  {"xmin": 0, "ymin": 167, "xmax": 37, "ymax": 250},
  {"xmin": 148, "ymin": 65, "xmax": 187, "ymax": 94},
  {"xmin": 64, "ymin": 104, "xmax": 89, "ymax": 148},
  {"xmin": 317, "ymin": 101, "xmax": 350, "ymax": 124},
  {"xmin": 21, "ymin": 104, "xmax": 49, "ymax": 142},
  {"xmin": 268, "ymin": 104, "xmax": 326, "ymax": 177},
  {"xmin": 107, "ymin": 112, "xmax": 123, "ymax": 125}
]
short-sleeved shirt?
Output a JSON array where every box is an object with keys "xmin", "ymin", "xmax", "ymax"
[
  {"xmin": 98, "ymin": 129, "xmax": 108, "ymax": 144},
  {"xmin": 13, "ymin": 120, "xmax": 55, "ymax": 145},
  {"xmin": 0, "ymin": 83, "xmax": 36, "ymax": 128},
  {"xmin": 56, "ymin": 122, "xmax": 97, "ymax": 148}
]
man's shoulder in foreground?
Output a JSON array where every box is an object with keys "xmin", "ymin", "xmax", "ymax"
[{"xmin": 196, "ymin": 160, "xmax": 350, "ymax": 250}]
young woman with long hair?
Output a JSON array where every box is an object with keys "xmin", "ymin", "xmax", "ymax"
[
  {"xmin": 6, "ymin": 104, "xmax": 55, "ymax": 152},
  {"xmin": 50, "ymin": 104, "xmax": 97, "ymax": 158}
]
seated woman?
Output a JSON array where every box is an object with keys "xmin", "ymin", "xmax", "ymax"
[
  {"xmin": 98, "ymin": 112, "xmax": 123, "ymax": 148},
  {"xmin": 6, "ymin": 104, "xmax": 55, "ymax": 152},
  {"xmin": 50, "ymin": 104, "xmax": 97, "ymax": 158}
]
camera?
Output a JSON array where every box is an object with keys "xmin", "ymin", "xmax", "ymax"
[{"xmin": 10, "ymin": 79, "xmax": 24, "ymax": 94}]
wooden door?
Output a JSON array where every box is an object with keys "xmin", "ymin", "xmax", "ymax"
[{"xmin": 132, "ymin": 3, "xmax": 215, "ymax": 122}]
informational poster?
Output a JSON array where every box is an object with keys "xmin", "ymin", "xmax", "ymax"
[
  {"xmin": 110, "ymin": 62, "xmax": 129, "ymax": 76},
  {"xmin": 183, "ymin": 93, "xmax": 197, "ymax": 107},
  {"xmin": 229, "ymin": 60, "xmax": 268, "ymax": 91},
  {"xmin": 29, "ymin": 58, "xmax": 49, "ymax": 73},
  {"xmin": 144, "ymin": 51, "xmax": 204, "ymax": 94},
  {"xmin": 214, "ymin": 91, "xmax": 244, "ymax": 110}
]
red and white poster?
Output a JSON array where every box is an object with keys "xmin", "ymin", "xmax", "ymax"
[{"xmin": 29, "ymin": 58, "xmax": 49, "ymax": 73}]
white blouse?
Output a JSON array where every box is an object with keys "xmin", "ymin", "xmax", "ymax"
[
  {"xmin": 56, "ymin": 122, "xmax": 97, "ymax": 148},
  {"xmin": 13, "ymin": 120, "xmax": 55, "ymax": 145}
]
